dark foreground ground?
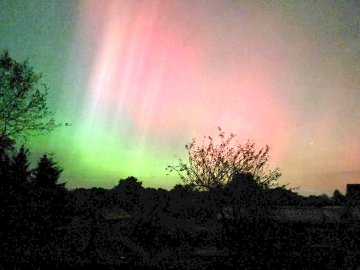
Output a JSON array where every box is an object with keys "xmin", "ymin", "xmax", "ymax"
[{"xmin": 2, "ymin": 209, "xmax": 360, "ymax": 270}]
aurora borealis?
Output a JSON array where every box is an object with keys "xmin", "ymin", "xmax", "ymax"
[{"xmin": 0, "ymin": 0, "xmax": 359, "ymax": 194}]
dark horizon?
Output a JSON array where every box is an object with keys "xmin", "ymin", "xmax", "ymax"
[
  {"xmin": 1, "ymin": 150, "xmax": 360, "ymax": 269},
  {"xmin": 1, "ymin": 1, "xmax": 360, "ymax": 267}
]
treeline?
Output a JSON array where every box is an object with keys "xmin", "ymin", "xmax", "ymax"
[
  {"xmin": 0, "ymin": 145, "xmax": 358, "ymax": 269},
  {"xmin": 0, "ymin": 146, "xmax": 74, "ymax": 268},
  {"xmin": 73, "ymin": 175, "xmax": 347, "ymax": 218}
]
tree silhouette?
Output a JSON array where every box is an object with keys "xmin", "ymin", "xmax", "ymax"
[
  {"xmin": 115, "ymin": 176, "xmax": 143, "ymax": 191},
  {"xmin": 0, "ymin": 50, "xmax": 59, "ymax": 149},
  {"xmin": 0, "ymin": 146, "xmax": 11, "ymax": 187},
  {"xmin": 167, "ymin": 127, "xmax": 281, "ymax": 191},
  {"xmin": 333, "ymin": 189, "xmax": 345, "ymax": 206},
  {"xmin": 30, "ymin": 154, "xmax": 69, "ymax": 229},
  {"xmin": 113, "ymin": 176, "xmax": 144, "ymax": 211},
  {"xmin": 32, "ymin": 154, "xmax": 62, "ymax": 188},
  {"xmin": 226, "ymin": 172, "xmax": 264, "ymax": 208},
  {"xmin": 10, "ymin": 146, "xmax": 30, "ymax": 189},
  {"xmin": 0, "ymin": 145, "xmax": 33, "ymax": 265},
  {"xmin": 30, "ymin": 155, "xmax": 71, "ymax": 247},
  {"xmin": 0, "ymin": 146, "xmax": 30, "ymax": 214}
]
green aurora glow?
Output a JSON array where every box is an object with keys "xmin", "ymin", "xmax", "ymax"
[{"xmin": 1, "ymin": 0, "xmax": 359, "ymax": 194}]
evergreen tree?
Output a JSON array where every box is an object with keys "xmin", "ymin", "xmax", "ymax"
[
  {"xmin": 10, "ymin": 146, "xmax": 30, "ymax": 190},
  {"xmin": 32, "ymin": 154, "xmax": 62, "ymax": 188},
  {"xmin": 30, "ymin": 154, "xmax": 66, "ymax": 228},
  {"xmin": 0, "ymin": 146, "xmax": 32, "ymax": 264},
  {"xmin": 28, "ymin": 154, "xmax": 71, "ymax": 263},
  {"xmin": 0, "ymin": 146, "xmax": 11, "ymax": 189}
]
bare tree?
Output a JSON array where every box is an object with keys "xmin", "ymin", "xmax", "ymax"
[
  {"xmin": 167, "ymin": 127, "xmax": 281, "ymax": 191},
  {"xmin": 0, "ymin": 50, "xmax": 59, "ymax": 148}
]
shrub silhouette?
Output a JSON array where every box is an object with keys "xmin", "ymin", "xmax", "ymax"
[{"xmin": 167, "ymin": 127, "xmax": 281, "ymax": 191}]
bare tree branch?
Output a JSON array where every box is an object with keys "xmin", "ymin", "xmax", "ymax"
[{"xmin": 167, "ymin": 127, "xmax": 281, "ymax": 191}]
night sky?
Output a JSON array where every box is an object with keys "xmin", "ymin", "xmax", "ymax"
[{"xmin": 1, "ymin": 0, "xmax": 359, "ymax": 195}]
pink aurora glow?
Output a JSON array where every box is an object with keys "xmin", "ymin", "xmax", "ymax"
[
  {"xmin": 80, "ymin": 0, "xmax": 293, "ymax": 159},
  {"xmin": 73, "ymin": 0, "xmax": 359, "ymax": 193}
]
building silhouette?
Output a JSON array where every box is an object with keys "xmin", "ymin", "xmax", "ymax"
[{"xmin": 346, "ymin": 184, "xmax": 360, "ymax": 198}]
